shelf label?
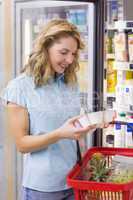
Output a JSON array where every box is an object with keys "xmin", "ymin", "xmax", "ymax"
[
  {"xmin": 129, "ymin": 64, "xmax": 133, "ymax": 70},
  {"xmin": 127, "ymin": 123, "xmax": 133, "ymax": 132},
  {"xmin": 130, "ymin": 105, "xmax": 133, "ymax": 111},
  {"xmin": 126, "ymin": 22, "xmax": 133, "ymax": 28}
]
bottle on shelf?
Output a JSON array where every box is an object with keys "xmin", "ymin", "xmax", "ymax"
[
  {"xmin": 125, "ymin": 125, "xmax": 133, "ymax": 148},
  {"xmin": 128, "ymin": 32, "xmax": 133, "ymax": 62},
  {"xmin": 106, "ymin": 35, "xmax": 114, "ymax": 54},
  {"xmin": 114, "ymin": 31, "xmax": 128, "ymax": 62},
  {"xmin": 114, "ymin": 112, "xmax": 126, "ymax": 147},
  {"xmin": 106, "ymin": 0, "xmax": 118, "ymax": 26},
  {"xmin": 103, "ymin": 126, "xmax": 115, "ymax": 147},
  {"xmin": 107, "ymin": 60, "xmax": 117, "ymax": 93}
]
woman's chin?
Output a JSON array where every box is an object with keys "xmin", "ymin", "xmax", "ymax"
[{"xmin": 56, "ymin": 69, "xmax": 65, "ymax": 74}]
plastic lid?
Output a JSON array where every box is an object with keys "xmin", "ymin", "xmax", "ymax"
[
  {"xmin": 119, "ymin": 112, "xmax": 126, "ymax": 117},
  {"xmin": 128, "ymin": 115, "xmax": 133, "ymax": 119}
]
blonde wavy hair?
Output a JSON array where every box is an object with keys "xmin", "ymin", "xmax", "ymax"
[{"xmin": 23, "ymin": 19, "xmax": 84, "ymax": 87}]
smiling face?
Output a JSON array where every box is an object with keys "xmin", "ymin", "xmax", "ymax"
[{"xmin": 48, "ymin": 36, "xmax": 78, "ymax": 74}]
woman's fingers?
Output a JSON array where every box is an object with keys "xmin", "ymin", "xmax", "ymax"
[
  {"xmin": 85, "ymin": 124, "xmax": 97, "ymax": 130},
  {"xmin": 76, "ymin": 124, "xmax": 97, "ymax": 133},
  {"xmin": 103, "ymin": 122, "xmax": 109, "ymax": 128},
  {"xmin": 68, "ymin": 115, "xmax": 83, "ymax": 124}
]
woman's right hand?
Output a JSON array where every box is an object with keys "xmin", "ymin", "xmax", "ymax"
[{"xmin": 57, "ymin": 115, "xmax": 96, "ymax": 140}]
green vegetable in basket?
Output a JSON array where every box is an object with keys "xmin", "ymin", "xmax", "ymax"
[{"xmin": 89, "ymin": 153, "xmax": 111, "ymax": 182}]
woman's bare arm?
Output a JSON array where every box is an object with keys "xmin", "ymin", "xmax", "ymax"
[
  {"xmin": 7, "ymin": 103, "xmax": 96, "ymax": 154},
  {"xmin": 7, "ymin": 103, "xmax": 61, "ymax": 153}
]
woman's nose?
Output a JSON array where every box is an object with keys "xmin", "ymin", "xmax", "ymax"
[{"xmin": 65, "ymin": 55, "xmax": 74, "ymax": 64}]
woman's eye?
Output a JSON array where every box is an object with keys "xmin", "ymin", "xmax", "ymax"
[
  {"xmin": 60, "ymin": 52, "xmax": 67, "ymax": 55},
  {"xmin": 73, "ymin": 53, "xmax": 77, "ymax": 57}
]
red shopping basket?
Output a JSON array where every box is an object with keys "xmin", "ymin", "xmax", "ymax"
[{"xmin": 67, "ymin": 147, "xmax": 133, "ymax": 200}]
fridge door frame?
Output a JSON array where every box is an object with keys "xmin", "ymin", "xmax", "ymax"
[
  {"xmin": 15, "ymin": 0, "xmax": 94, "ymax": 73},
  {"xmin": 13, "ymin": 0, "xmax": 104, "ymax": 199},
  {"xmin": 93, "ymin": 0, "xmax": 105, "ymax": 146},
  {"xmin": 14, "ymin": 0, "xmax": 95, "ymax": 143}
]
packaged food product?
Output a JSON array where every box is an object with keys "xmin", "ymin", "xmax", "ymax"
[
  {"xmin": 114, "ymin": 32, "xmax": 128, "ymax": 62},
  {"xmin": 107, "ymin": 60, "xmax": 117, "ymax": 93},
  {"xmin": 128, "ymin": 32, "xmax": 133, "ymax": 62},
  {"xmin": 108, "ymin": 155, "xmax": 133, "ymax": 183},
  {"xmin": 77, "ymin": 110, "xmax": 115, "ymax": 128}
]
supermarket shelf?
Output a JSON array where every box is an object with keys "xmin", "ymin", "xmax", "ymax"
[
  {"xmin": 106, "ymin": 21, "xmax": 133, "ymax": 31},
  {"xmin": 114, "ymin": 61, "xmax": 133, "ymax": 71},
  {"xmin": 105, "ymin": 19, "xmax": 133, "ymax": 119},
  {"xmin": 115, "ymin": 21, "xmax": 133, "ymax": 31},
  {"xmin": 106, "ymin": 93, "xmax": 116, "ymax": 98},
  {"xmin": 115, "ymin": 104, "xmax": 133, "ymax": 113},
  {"xmin": 115, "ymin": 118, "xmax": 133, "ymax": 124},
  {"xmin": 105, "ymin": 23, "xmax": 116, "ymax": 31}
]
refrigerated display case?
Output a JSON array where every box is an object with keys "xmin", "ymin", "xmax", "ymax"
[
  {"xmin": 0, "ymin": 0, "xmax": 108, "ymax": 199},
  {"xmin": 13, "ymin": 1, "xmax": 99, "ymax": 199},
  {"xmin": 15, "ymin": 0, "xmax": 95, "ymax": 150},
  {"xmin": 15, "ymin": 1, "xmax": 94, "ymax": 98},
  {"xmin": 14, "ymin": 0, "xmax": 105, "ymax": 143}
]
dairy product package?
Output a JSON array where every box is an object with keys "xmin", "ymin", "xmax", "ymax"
[
  {"xmin": 103, "ymin": 110, "xmax": 115, "ymax": 123},
  {"xmin": 77, "ymin": 110, "xmax": 115, "ymax": 128},
  {"xmin": 114, "ymin": 32, "xmax": 128, "ymax": 62},
  {"xmin": 128, "ymin": 32, "xmax": 133, "ymax": 62}
]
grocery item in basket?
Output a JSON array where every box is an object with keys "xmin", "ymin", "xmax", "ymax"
[
  {"xmin": 107, "ymin": 155, "xmax": 133, "ymax": 183},
  {"xmin": 77, "ymin": 110, "xmax": 115, "ymax": 128},
  {"xmin": 81, "ymin": 152, "xmax": 111, "ymax": 182},
  {"xmin": 67, "ymin": 147, "xmax": 133, "ymax": 200},
  {"xmin": 108, "ymin": 168, "xmax": 133, "ymax": 183}
]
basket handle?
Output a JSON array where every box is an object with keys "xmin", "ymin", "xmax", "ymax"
[{"xmin": 76, "ymin": 140, "xmax": 82, "ymax": 165}]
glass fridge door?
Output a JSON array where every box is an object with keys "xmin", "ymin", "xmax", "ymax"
[
  {"xmin": 15, "ymin": 1, "xmax": 94, "ymax": 110},
  {"xmin": 15, "ymin": 0, "xmax": 95, "ymax": 142},
  {"xmin": 14, "ymin": 0, "xmax": 94, "ymax": 199}
]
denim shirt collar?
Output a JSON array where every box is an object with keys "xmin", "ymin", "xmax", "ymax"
[
  {"xmin": 55, "ymin": 73, "xmax": 64, "ymax": 83},
  {"xmin": 47, "ymin": 73, "xmax": 64, "ymax": 86}
]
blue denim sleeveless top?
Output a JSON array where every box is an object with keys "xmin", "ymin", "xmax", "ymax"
[{"xmin": 1, "ymin": 73, "xmax": 80, "ymax": 192}]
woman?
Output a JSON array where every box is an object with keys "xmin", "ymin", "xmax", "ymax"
[{"xmin": 1, "ymin": 19, "xmax": 96, "ymax": 200}]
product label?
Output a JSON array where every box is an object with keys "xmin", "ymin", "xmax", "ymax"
[{"xmin": 115, "ymin": 123, "xmax": 121, "ymax": 130}]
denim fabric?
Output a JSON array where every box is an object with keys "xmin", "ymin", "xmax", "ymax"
[{"xmin": 22, "ymin": 187, "xmax": 75, "ymax": 200}]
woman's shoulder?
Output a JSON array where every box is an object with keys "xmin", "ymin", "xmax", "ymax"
[
  {"xmin": 10, "ymin": 73, "xmax": 31, "ymax": 83},
  {"xmin": 0, "ymin": 73, "xmax": 34, "ymax": 107},
  {"xmin": 7, "ymin": 73, "xmax": 33, "ymax": 89}
]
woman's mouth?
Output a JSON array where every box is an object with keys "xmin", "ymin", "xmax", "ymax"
[{"xmin": 60, "ymin": 64, "xmax": 68, "ymax": 70}]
